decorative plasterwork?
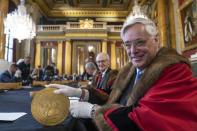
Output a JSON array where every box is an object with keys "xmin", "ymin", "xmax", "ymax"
[
  {"xmin": 36, "ymin": 35, "xmax": 65, "ymax": 41},
  {"xmin": 49, "ymin": 10, "xmax": 128, "ymax": 17},
  {"xmin": 79, "ymin": 19, "xmax": 93, "ymax": 29},
  {"xmin": 65, "ymin": 33, "xmax": 107, "ymax": 37},
  {"xmin": 65, "ymin": 33, "xmax": 107, "ymax": 40},
  {"xmin": 36, "ymin": 33, "xmax": 122, "ymax": 41},
  {"xmin": 29, "ymin": 0, "xmax": 130, "ymax": 18},
  {"xmin": 96, "ymin": 18, "xmax": 125, "ymax": 22}
]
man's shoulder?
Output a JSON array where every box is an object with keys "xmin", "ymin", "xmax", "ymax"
[
  {"xmin": 153, "ymin": 47, "xmax": 191, "ymax": 69},
  {"xmin": 2, "ymin": 70, "xmax": 9, "ymax": 74},
  {"xmin": 0, "ymin": 70, "xmax": 9, "ymax": 76}
]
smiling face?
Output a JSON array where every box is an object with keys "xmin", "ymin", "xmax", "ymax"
[
  {"xmin": 123, "ymin": 24, "xmax": 159, "ymax": 70},
  {"xmin": 96, "ymin": 53, "xmax": 110, "ymax": 72}
]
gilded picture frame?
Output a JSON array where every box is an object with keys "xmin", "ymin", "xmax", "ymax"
[{"xmin": 177, "ymin": 0, "xmax": 197, "ymax": 51}]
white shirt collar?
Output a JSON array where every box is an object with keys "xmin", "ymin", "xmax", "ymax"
[{"xmin": 136, "ymin": 68, "xmax": 145, "ymax": 73}]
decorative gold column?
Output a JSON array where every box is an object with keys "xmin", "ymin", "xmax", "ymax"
[
  {"xmin": 111, "ymin": 41, "xmax": 117, "ymax": 69},
  {"xmin": 57, "ymin": 41, "xmax": 62, "ymax": 75},
  {"xmin": 0, "ymin": 0, "xmax": 8, "ymax": 59},
  {"xmin": 168, "ymin": 0, "xmax": 176, "ymax": 49},
  {"xmin": 157, "ymin": 0, "xmax": 168, "ymax": 47},
  {"xmin": 35, "ymin": 41, "xmax": 41, "ymax": 68},
  {"xmin": 102, "ymin": 40, "xmax": 107, "ymax": 54},
  {"xmin": 65, "ymin": 40, "xmax": 71, "ymax": 75}
]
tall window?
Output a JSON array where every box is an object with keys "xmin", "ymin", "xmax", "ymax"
[{"xmin": 4, "ymin": 34, "xmax": 13, "ymax": 62}]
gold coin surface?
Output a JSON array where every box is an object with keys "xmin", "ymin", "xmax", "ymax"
[{"xmin": 31, "ymin": 87, "xmax": 70, "ymax": 126}]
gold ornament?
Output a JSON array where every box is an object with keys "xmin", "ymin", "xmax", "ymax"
[
  {"xmin": 79, "ymin": 19, "xmax": 93, "ymax": 29},
  {"xmin": 31, "ymin": 87, "xmax": 70, "ymax": 126}
]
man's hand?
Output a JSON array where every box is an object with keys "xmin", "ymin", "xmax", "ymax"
[
  {"xmin": 45, "ymin": 84, "xmax": 82, "ymax": 97},
  {"xmin": 70, "ymin": 102, "xmax": 94, "ymax": 118}
]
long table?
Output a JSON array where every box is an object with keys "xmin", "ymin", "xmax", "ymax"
[{"xmin": 0, "ymin": 87, "xmax": 74, "ymax": 131}]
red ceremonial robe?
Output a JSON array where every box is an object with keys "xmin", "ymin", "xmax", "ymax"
[{"xmin": 94, "ymin": 47, "xmax": 197, "ymax": 131}]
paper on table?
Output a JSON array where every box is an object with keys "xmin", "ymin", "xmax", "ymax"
[
  {"xmin": 0, "ymin": 112, "xmax": 27, "ymax": 121},
  {"xmin": 69, "ymin": 97, "xmax": 79, "ymax": 100},
  {"xmin": 69, "ymin": 97, "xmax": 79, "ymax": 103}
]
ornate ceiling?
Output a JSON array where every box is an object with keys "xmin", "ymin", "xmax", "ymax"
[
  {"xmin": 28, "ymin": 0, "xmax": 154, "ymax": 22},
  {"xmin": 29, "ymin": 0, "xmax": 134, "ymax": 22},
  {"xmin": 44, "ymin": 0, "xmax": 130, "ymax": 10}
]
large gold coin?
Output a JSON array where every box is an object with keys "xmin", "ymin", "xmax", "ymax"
[{"xmin": 31, "ymin": 87, "xmax": 70, "ymax": 126}]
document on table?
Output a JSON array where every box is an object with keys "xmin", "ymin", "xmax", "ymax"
[
  {"xmin": 69, "ymin": 97, "xmax": 79, "ymax": 103},
  {"xmin": 0, "ymin": 112, "xmax": 27, "ymax": 121}
]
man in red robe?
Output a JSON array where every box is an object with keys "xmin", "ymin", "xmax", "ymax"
[{"xmin": 66, "ymin": 7, "xmax": 197, "ymax": 131}]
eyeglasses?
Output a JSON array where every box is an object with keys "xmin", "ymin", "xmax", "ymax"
[
  {"xmin": 124, "ymin": 38, "xmax": 149, "ymax": 50},
  {"xmin": 96, "ymin": 59, "xmax": 107, "ymax": 64}
]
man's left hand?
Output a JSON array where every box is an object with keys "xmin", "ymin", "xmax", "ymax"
[{"xmin": 70, "ymin": 102, "xmax": 94, "ymax": 118}]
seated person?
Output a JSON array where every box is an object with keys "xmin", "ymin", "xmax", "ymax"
[
  {"xmin": 0, "ymin": 63, "xmax": 21, "ymax": 82},
  {"xmin": 43, "ymin": 63, "xmax": 58, "ymax": 77},
  {"xmin": 84, "ymin": 62, "xmax": 99, "ymax": 86},
  {"xmin": 17, "ymin": 56, "xmax": 31, "ymax": 81},
  {"xmin": 62, "ymin": 74, "xmax": 69, "ymax": 80},
  {"xmin": 81, "ymin": 58, "xmax": 98, "ymax": 81},
  {"xmin": 31, "ymin": 68, "xmax": 43, "ymax": 81},
  {"xmin": 52, "ymin": 63, "xmax": 59, "ymax": 76},
  {"xmin": 38, "ymin": 65, "xmax": 43, "ymax": 81},
  {"xmin": 31, "ymin": 69, "xmax": 38, "ymax": 80},
  {"xmin": 42, "ymin": 70, "xmax": 53, "ymax": 81}
]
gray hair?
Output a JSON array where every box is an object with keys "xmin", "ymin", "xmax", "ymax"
[
  {"xmin": 96, "ymin": 52, "xmax": 110, "ymax": 61},
  {"xmin": 121, "ymin": 17, "xmax": 158, "ymax": 40},
  {"xmin": 85, "ymin": 62, "xmax": 97, "ymax": 70}
]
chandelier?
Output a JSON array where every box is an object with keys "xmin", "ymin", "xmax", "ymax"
[{"xmin": 4, "ymin": 0, "xmax": 36, "ymax": 42}]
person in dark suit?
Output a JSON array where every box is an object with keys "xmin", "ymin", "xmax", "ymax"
[
  {"xmin": 81, "ymin": 58, "xmax": 98, "ymax": 81},
  {"xmin": 43, "ymin": 63, "xmax": 58, "ymax": 78},
  {"xmin": 52, "ymin": 63, "xmax": 59, "ymax": 76},
  {"xmin": 17, "ymin": 56, "xmax": 31, "ymax": 81},
  {"xmin": 93, "ymin": 52, "xmax": 117, "ymax": 95},
  {"xmin": 38, "ymin": 65, "xmax": 43, "ymax": 81},
  {"xmin": 84, "ymin": 62, "xmax": 99, "ymax": 85},
  {"xmin": 81, "ymin": 58, "xmax": 92, "ymax": 81},
  {"xmin": 31, "ymin": 66, "xmax": 43, "ymax": 81},
  {"xmin": 0, "ymin": 63, "xmax": 21, "ymax": 82}
]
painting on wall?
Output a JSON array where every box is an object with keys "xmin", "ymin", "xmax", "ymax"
[{"xmin": 178, "ymin": 0, "xmax": 197, "ymax": 51}]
